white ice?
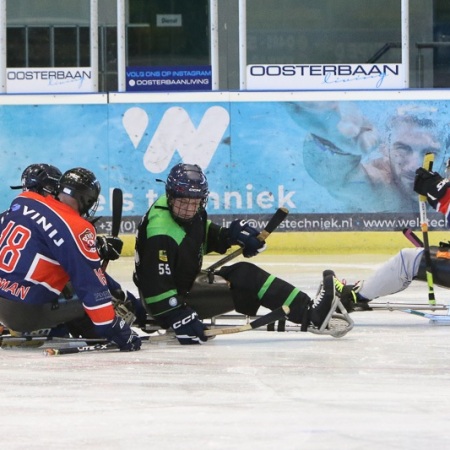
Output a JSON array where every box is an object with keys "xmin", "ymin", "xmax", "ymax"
[{"xmin": 2, "ymin": 254, "xmax": 450, "ymax": 450}]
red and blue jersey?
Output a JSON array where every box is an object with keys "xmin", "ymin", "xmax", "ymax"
[
  {"xmin": 437, "ymin": 190, "xmax": 450, "ymax": 227},
  {"xmin": 0, "ymin": 191, "xmax": 115, "ymax": 327}
]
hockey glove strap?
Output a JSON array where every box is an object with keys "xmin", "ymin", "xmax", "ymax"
[
  {"xmin": 167, "ymin": 307, "xmax": 208, "ymax": 345},
  {"xmin": 102, "ymin": 317, "xmax": 142, "ymax": 351},
  {"xmin": 414, "ymin": 168, "xmax": 450, "ymax": 209},
  {"xmin": 96, "ymin": 236, "xmax": 123, "ymax": 261},
  {"xmin": 228, "ymin": 219, "xmax": 266, "ymax": 258}
]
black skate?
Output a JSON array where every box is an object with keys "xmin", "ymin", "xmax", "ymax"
[
  {"xmin": 323, "ymin": 269, "xmax": 372, "ymax": 312},
  {"xmin": 308, "ymin": 271, "xmax": 354, "ymax": 338}
]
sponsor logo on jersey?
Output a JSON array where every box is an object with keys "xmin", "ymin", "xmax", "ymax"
[
  {"xmin": 79, "ymin": 228, "xmax": 97, "ymax": 253},
  {"xmin": 94, "ymin": 268, "xmax": 107, "ymax": 286},
  {"xmin": 159, "ymin": 250, "xmax": 168, "ymax": 262}
]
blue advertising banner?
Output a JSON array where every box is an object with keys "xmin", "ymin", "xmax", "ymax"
[
  {"xmin": 126, "ymin": 66, "xmax": 212, "ymax": 91},
  {"xmin": 0, "ymin": 93, "xmax": 449, "ymax": 233}
]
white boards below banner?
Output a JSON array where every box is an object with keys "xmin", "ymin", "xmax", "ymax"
[
  {"xmin": 246, "ymin": 63, "xmax": 405, "ymax": 90},
  {"xmin": 6, "ymin": 68, "xmax": 94, "ymax": 93}
]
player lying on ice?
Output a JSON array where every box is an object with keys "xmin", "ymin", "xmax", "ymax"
[
  {"xmin": 133, "ymin": 163, "xmax": 353, "ymax": 345},
  {"xmin": 331, "ymin": 165, "xmax": 450, "ymax": 311},
  {"xmin": 0, "ymin": 166, "xmax": 142, "ymax": 351}
]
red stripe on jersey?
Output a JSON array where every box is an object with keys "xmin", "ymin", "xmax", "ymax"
[
  {"xmin": 84, "ymin": 301, "xmax": 115, "ymax": 325},
  {"xmin": 25, "ymin": 254, "xmax": 70, "ymax": 294},
  {"xmin": 437, "ymin": 190, "xmax": 450, "ymax": 217}
]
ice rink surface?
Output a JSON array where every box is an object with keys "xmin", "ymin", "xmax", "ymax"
[{"xmin": 2, "ymin": 254, "xmax": 450, "ymax": 450}]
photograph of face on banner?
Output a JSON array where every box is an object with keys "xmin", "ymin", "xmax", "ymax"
[{"xmin": 285, "ymin": 101, "xmax": 450, "ymax": 213}]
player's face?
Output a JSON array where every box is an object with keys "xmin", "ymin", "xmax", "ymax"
[
  {"xmin": 389, "ymin": 123, "xmax": 441, "ymax": 196},
  {"xmin": 170, "ymin": 197, "xmax": 202, "ymax": 221}
]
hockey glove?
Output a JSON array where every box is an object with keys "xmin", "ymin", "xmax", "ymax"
[
  {"xmin": 103, "ymin": 317, "xmax": 142, "ymax": 351},
  {"xmin": 167, "ymin": 307, "xmax": 208, "ymax": 345},
  {"xmin": 414, "ymin": 167, "xmax": 450, "ymax": 209},
  {"xmin": 228, "ymin": 219, "xmax": 266, "ymax": 257},
  {"xmin": 96, "ymin": 236, "xmax": 123, "ymax": 261}
]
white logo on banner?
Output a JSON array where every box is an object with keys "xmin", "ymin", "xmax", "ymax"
[{"xmin": 122, "ymin": 106, "xmax": 230, "ymax": 172}]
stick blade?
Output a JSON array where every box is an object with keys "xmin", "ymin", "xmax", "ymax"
[
  {"xmin": 428, "ymin": 316, "xmax": 450, "ymax": 326},
  {"xmin": 402, "ymin": 228, "xmax": 424, "ymax": 248},
  {"xmin": 111, "ymin": 188, "xmax": 123, "ymax": 237}
]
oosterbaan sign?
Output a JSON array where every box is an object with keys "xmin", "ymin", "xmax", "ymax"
[
  {"xmin": 6, "ymin": 68, "xmax": 94, "ymax": 93},
  {"xmin": 246, "ymin": 63, "xmax": 404, "ymax": 90}
]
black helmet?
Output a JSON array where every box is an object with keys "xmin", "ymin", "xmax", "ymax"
[
  {"xmin": 166, "ymin": 163, "xmax": 209, "ymax": 204},
  {"xmin": 11, "ymin": 163, "xmax": 62, "ymax": 196},
  {"xmin": 58, "ymin": 167, "xmax": 101, "ymax": 217}
]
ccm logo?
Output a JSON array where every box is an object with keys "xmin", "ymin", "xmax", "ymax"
[{"xmin": 172, "ymin": 312, "xmax": 197, "ymax": 329}]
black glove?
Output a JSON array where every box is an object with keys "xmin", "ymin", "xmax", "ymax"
[
  {"xmin": 96, "ymin": 236, "xmax": 123, "ymax": 261},
  {"xmin": 167, "ymin": 307, "xmax": 208, "ymax": 345},
  {"xmin": 414, "ymin": 167, "xmax": 450, "ymax": 208},
  {"xmin": 228, "ymin": 219, "xmax": 266, "ymax": 257},
  {"xmin": 103, "ymin": 317, "xmax": 142, "ymax": 351}
]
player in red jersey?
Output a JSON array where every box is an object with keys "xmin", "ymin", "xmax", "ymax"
[{"xmin": 0, "ymin": 167, "xmax": 141, "ymax": 351}]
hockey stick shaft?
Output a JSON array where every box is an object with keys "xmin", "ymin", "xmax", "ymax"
[
  {"xmin": 43, "ymin": 342, "xmax": 118, "ymax": 356},
  {"xmin": 111, "ymin": 188, "xmax": 123, "ymax": 238},
  {"xmin": 204, "ymin": 305, "xmax": 289, "ymax": 336},
  {"xmin": 419, "ymin": 153, "xmax": 436, "ymax": 305},
  {"xmin": 39, "ymin": 332, "xmax": 159, "ymax": 355},
  {"xmin": 0, "ymin": 335, "xmax": 108, "ymax": 345},
  {"xmin": 204, "ymin": 207, "xmax": 289, "ymax": 273},
  {"xmin": 101, "ymin": 188, "xmax": 123, "ymax": 271},
  {"xmin": 402, "ymin": 228, "xmax": 424, "ymax": 248}
]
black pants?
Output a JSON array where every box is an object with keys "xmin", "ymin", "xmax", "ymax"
[
  {"xmin": 0, "ymin": 296, "xmax": 85, "ymax": 332},
  {"xmin": 416, "ymin": 246, "xmax": 450, "ymax": 288},
  {"xmin": 188, "ymin": 262, "xmax": 310, "ymax": 324}
]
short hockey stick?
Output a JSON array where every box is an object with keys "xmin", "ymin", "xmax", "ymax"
[
  {"xmin": 43, "ymin": 342, "xmax": 118, "ymax": 356},
  {"xmin": 204, "ymin": 207, "xmax": 289, "ymax": 274},
  {"xmin": 42, "ymin": 309, "xmax": 290, "ymax": 353},
  {"xmin": 419, "ymin": 152, "xmax": 436, "ymax": 306},
  {"xmin": 204, "ymin": 305, "xmax": 290, "ymax": 337},
  {"xmin": 402, "ymin": 228, "xmax": 424, "ymax": 248},
  {"xmin": 39, "ymin": 331, "xmax": 174, "ymax": 355},
  {"xmin": 101, "ymin": 187, "xmax": 123, "ymax": 271},
  {"xmin": 0, "ymin": 335, "xmax": 108, "ymax": 345}
]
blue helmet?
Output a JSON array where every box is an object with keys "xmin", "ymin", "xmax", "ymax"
[
  {"xmin": 166, "ymin": 163, "xmax": 209, "ymax": 205},
  {"xmin": 165, "ymin": 164, "xmax": 209, "ymax": 222}
]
